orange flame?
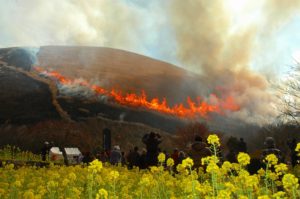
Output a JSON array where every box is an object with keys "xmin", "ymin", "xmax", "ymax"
[{"xmin": 33, "ymin": 67, "xmax": 240, "ymax": 118}]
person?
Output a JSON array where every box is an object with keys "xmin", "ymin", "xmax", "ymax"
[
  {"xmin": 178, "ymin": 151, "xmax": 186, "ymax": 164},
  {"xmin": 287, "ymin": 138, "xmax": 298, "ymax": 167},
  {"xmin": 261, "ymin": 137, "xmax": 283, "ymax": 163},
  {"xmin": 98, "ymin": 151, "xmax": 109, "ymax": 162},
  {"xmin": 171, "ymin": 148, "xmax": 179, "ymax": 166},
  {"xmin": 238, "ymin": 138, "xmax": 247, "ymax": 153},
  {"xmin": 139, "ymin": 148, "xmax": 147, "ymax": 169},
  {"xmin": 41, "ymin": 141, "xmax": 51, "ymax": 161},
  {"xmin": 127, "ymin": 146, "xmax": 140, "ymax": 169},
  {"xmin": 142, "ymin": 132, "xmax": 162, "ymax": 166},
  {"xmin": 226, "ymin": 149, "xmax": 237, "ymax": 163},
  {"xmin": 225, "ymin": 136, "xmax": 239, "ymax": 163},
  {"xmin": 77, "ymin": 153, "xmax": 84, "ymax": 164},
  {"xmin": 82, "ymin": 151, "xmax": 94, "ymax": 164},
  {"xmin": 110, "ymin": 145, "xmax": 122, "ymax": 165},
  {"xmin": 188, "ymin": 136, "xmax": 211, "ymax": 169},
  {"xmin": 121, "ymin": 151, "xmax": 126, "ymax": 166}
]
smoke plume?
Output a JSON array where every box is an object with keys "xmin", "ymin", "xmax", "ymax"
[
  {"xmin": 1, "ymin": 0, "xmax": 300, "ymax": 124},
  {"xmin": 167, "ymin": 0, "xmax": 300, "ymax": 124},
  {"xmin": 0, "ymin": 0, "xmax": 145, "ymax": 51}
]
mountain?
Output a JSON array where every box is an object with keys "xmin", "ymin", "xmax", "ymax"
[{"xmin": 0, "ymin": 46, "xmax": 257, "ymax": 152}]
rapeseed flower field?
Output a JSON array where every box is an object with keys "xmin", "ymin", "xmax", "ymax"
[{"xmin": 0, "ymin": 135, "xmax": 299, "ymax": 199}]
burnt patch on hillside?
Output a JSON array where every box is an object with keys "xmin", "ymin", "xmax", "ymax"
[
  {"xmin": 57, "ymin": 96, "xmax": 187, "ymax": 133},
  {"xmin": 0, "ymin": 65, "xmax": 61, "ymax": 124}
]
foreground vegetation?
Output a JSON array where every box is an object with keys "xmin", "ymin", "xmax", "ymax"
[{"xmin": 0, "ymin": 135, "xmax": 300, "ymax": 199}]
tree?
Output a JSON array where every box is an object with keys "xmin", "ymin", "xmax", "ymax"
[{"xmin": 277, "ymin": 63, "xmax": 300, "ymax": 125}]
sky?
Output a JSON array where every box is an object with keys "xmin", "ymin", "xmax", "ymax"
[
  {"xmin": 0, "ymin": 0, "xmax": 299, "ymax": 75},
  {"xmin": 0, "ymin": 0, "xmax": 300, "ymax": 124}
]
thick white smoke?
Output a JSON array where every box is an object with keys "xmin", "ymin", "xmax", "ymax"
[{"xmin": 1, "ymin": 0, "xmax": 300, "ymax": 124}]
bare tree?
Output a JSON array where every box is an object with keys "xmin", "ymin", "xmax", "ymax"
[{"xmin": 277, "ymin": 63, "xmax": 300, "ymax": 125}]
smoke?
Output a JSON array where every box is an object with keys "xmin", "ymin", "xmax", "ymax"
[
  {"xmin": 0, "ymin": 0, "xmax": 145, "ymax": 51},
  {"xmin": 1, "ymin": 0, "xmax": 300, "ymax": 124},
  {"xmin": 263, "ymin": 0, "xmax": 300, "ymax": 33},
  {"xmin": 166, "ymin": 0, "xmax": 300, "ymax": 124},
  {"xmin": 24, "ymin": 47, "xmax": 40, "ymax": 66}
]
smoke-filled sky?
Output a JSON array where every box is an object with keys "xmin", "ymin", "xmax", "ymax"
[{"xmin": 1, "ymin": 0, "xmax": 300, "ymax": 124}]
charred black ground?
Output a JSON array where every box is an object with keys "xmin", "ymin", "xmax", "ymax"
[{"xmin": 0, "ymin": 64, "xmax": 61, "ymax": 124}]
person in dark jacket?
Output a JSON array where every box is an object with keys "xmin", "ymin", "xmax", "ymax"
[
  {"xmin": 142, "ymin": 132, "xmax": 162, "ymax": 166},
  {"xmin": 171, "ymin": 148, "xmax": 180, "ymax": 166},
  {"xmin": 127, "ymin": 146, "xmax": 140, "ymax": 169},
  {"xmin": 41, "ymin": 141, "xmax": 51, "ymax": 161},
  {"xmin": 261, "ymin": 137, "xmax": 283, "ymax": 163},
  {"xmin": 188, "ymin": 136, "xmax": 211, "ymax": 169},
  {"xmin": 82, "ymin": 151, "xmax": 94, "ymax": 164},
  {"xmin": 139, "ymin": 148, "xmax": 147, "ymax": 169},
  {"xmin": 287, "ymin": 138, "xmax": 299, "ymax": 167},
  {"xmin": 238, "ymin": 138, "xmax": 247, "ymax": 153}
]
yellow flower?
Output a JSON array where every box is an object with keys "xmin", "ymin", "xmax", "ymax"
[
  {"xmin": 167, "ymin": 158, "xmax": 174, "ymax": 167},
  {"xmin": 221, "ymin": 161, "xmax": 232, "ymax": 173},
  {"xmin": 245, "ymin": 175, "xmax": 259, "ymax": 189},
  {"xmin": 96, "ymin": 188, "xmax": 108, "ymax": 199},
  {"xmin": 295, "ymin": 143, "xmax": 300, "ymax": 156},
  {"xmin": 182, "ymin": 157, "xmax": 194, "ymax": 168},
  {"xmin": 68, "ymin": 172, "xmax": 77, "ymax": 181},
  {"xmin": 269, "ymin": 172, "xmax": 279, "ymax": 181},
  {"xmin": 201, "ymin": 156, "xmax": 219, "ymax": 165},
  {"xmin": 88, "ymin": 159, "xmax": 103, "ymax": 173},
  {"xmin": 72, "ymin": 187, "xmax": 81, "ymax": 196},
  {"xmin": 195, "ymin": 181, "xmax": 212, "ymax": 195},
  {"xmin": 109, "ymin": 170, "xmax": 119, "ymax": 180},
  {"xmin": 257, "ymin": 168, "xmax": 265, "ymax": 176},
  {"xmin": 62, "ymin": 178, "xmax": 70, "ymax": 186},
  {"xmin": 176, "ymin": 164, "xmax": 188, "ymax": 175},
  {"xmin": 237, "ymin": 152, "xmax": 250, "ymax": 166},
  {"xmin": 139, "ymin": 174, "xmax": 153, "ymax": 186},
  {"xmin": 257, "ymin": 195, "xmax": 270, "ymax": 199},
  {"xmin": 224, "ymin": 182, "xmax": 236, "ymax": 193},
  {"xmin": 295, "ymin": 143, "xmax": 300, "ymax": 152},
  {"xmin": 14, "ymin": 180, "xmax": 22, "ymax": 188},
  {"xmin": 47, "ymin": 180, "xmax": 58, "ymax": 190},
  {"xmin": 150, "ymin": 166, "xmax": 160, "ymax": 173},
  {"xmin": 264, "ymin": 154, "xmax": 278, "ymax": 165},
  {"xmin": 272, "ymin": 191, "xmax": 286, "ymax": 199},
  {"xmin": 5, "ymin": 163, "xmax": 14, "ymax": 170},
  {"xmin": 23, "ymin": 190, "xmax": 35, "ymax": 199},
  {"xmin": 206, "ymin": 162, "xmax": 219, "ymax": 173},
  {"xmin": 0, "ymin": 188, "xmax": 5, "ymax": 196},
  {"xmin": 274, "ymin": 163, "xmax": 288, "ymax": 176},
  {"xmin": 275, "ymin": 180, "xmax": 282, "ymax": 187},
  {"xmin": 207, "ymin": 134, "xmax": 220, "ymax": 146},
  {"xmin": 217, "ymin": 190, "xmax": 231, "ymax": 199},
  {"xmin": 282, "ymin": 173, "xmax": 299, "ymax": 190},
  {"xmin": 158, "ymin": 153, "xmax": 166, "ymax": 163}
]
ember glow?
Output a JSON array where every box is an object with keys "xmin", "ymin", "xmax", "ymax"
[{"xmin": 34, "ymin": 67, "xmax": 240, "ymax": 118}]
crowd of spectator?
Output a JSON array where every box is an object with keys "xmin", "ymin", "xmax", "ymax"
[{"xmin": 45, "ymin": 131, "xmax": 299, "ymax": 171}]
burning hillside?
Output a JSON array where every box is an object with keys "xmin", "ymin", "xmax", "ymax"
[
  {"xmin": 0, "ymin": 46, "xmax": 261, "ymax": 152},
  {"xmin": 34, "ymin": 66, "xmax": 240, "ymax": 119}
]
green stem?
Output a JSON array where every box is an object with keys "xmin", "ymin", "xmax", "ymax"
[
  {"xmin": 114, "ymin": 178, "xmax": 116, "ymax": 199},
  {"xmin": 292, "ymin": 187, "xmax": 296, "ymax": 199},
  {"xmin": 264, "ymin": 163, "xmax": 269, "ymax": 194},
  {"xmin": 212, "ymin": 144, "xmax": 218, "ymax": 197}
]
